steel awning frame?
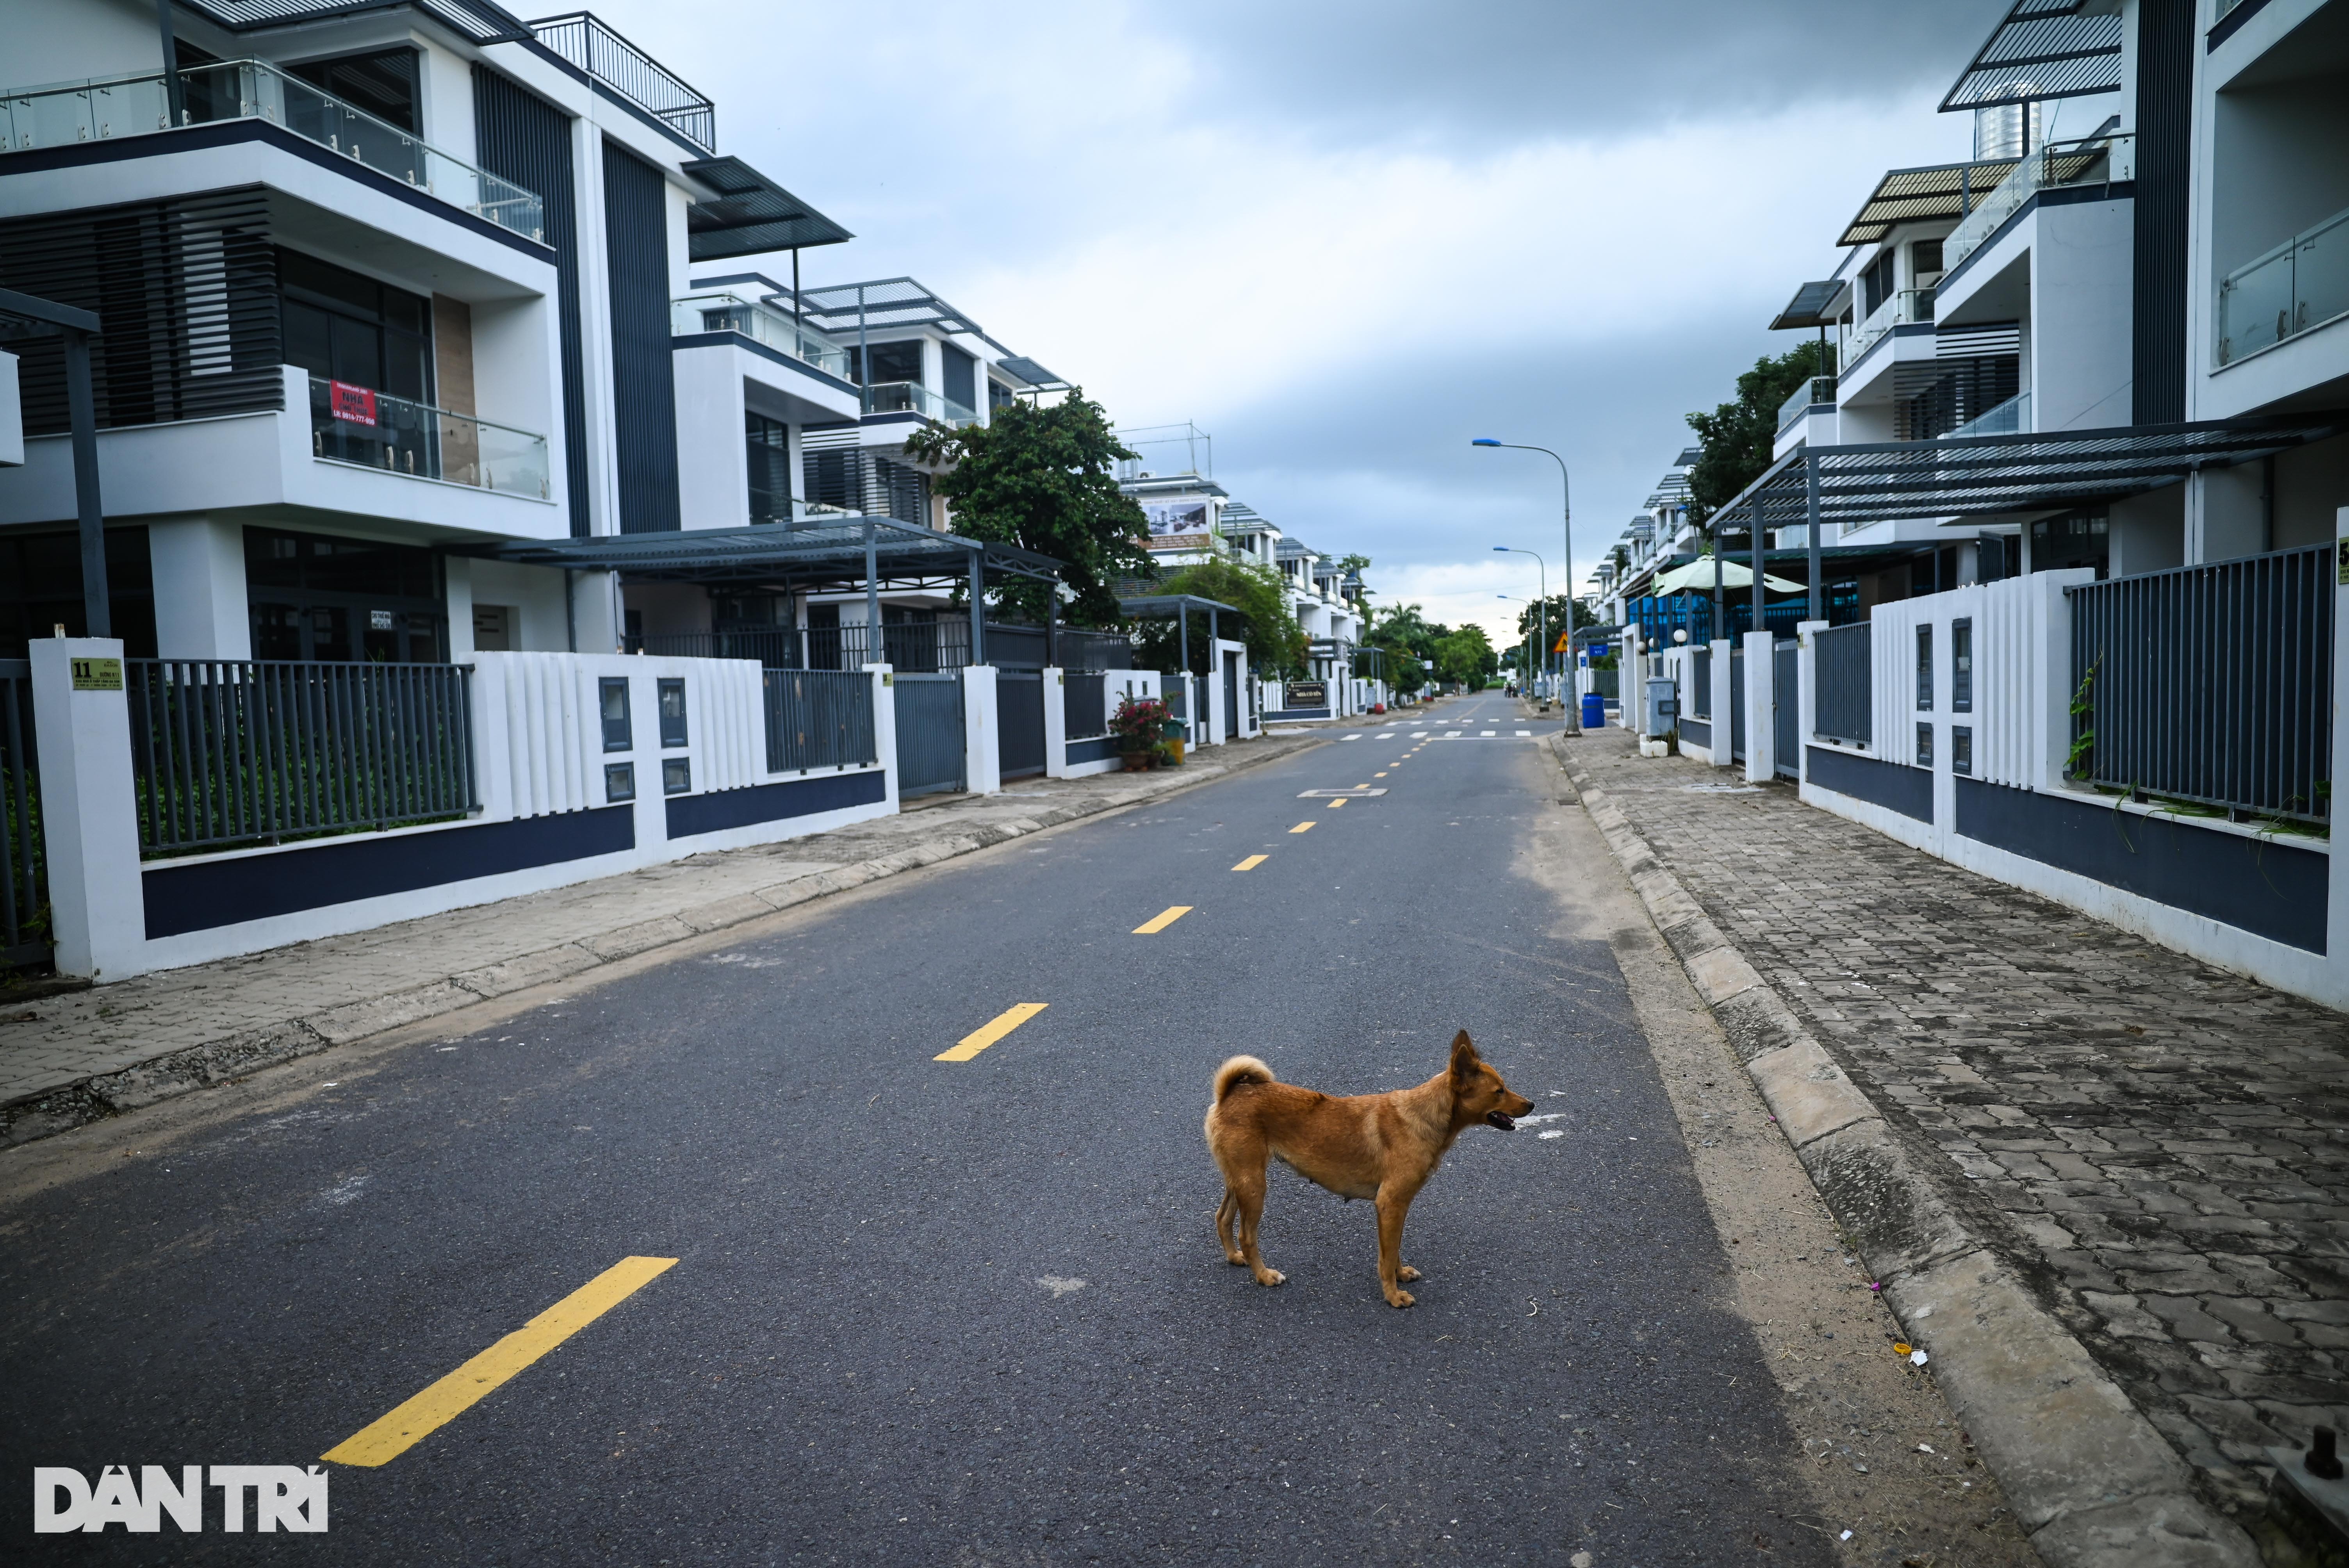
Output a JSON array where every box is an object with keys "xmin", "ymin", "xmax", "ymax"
[
  {"xmin": 1941, "ymin": 0, "xmax": 2125, "ymax": 115},
  {"xmin": 1117, "ymin": 594, "xmax": 1241, "ymax": 620},
  {"xmin": 792, "ymin": 278, "xmax": 984, "ymax": 339},
  {"xmin": 1839, "ymin": 158, "xmax": 2023, "ymax": 247},
  {"xmin": 679, "ymin": 157, "xmax": 853, "ymax": 261},
  {"xmin": 1705, "ymin": 417, "xmax": 2345, "ymax": 532},
  {"xmin": 453, "ymin": 518, "xmax": 1064, "ymax": 592}
]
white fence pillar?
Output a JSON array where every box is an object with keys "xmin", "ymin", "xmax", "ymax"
[
  {"xmin": 962, "ymin": 664, "xmax": 1001, "ymax": 796},
  {"xmin": 1042, "ymin": 666, "xmax": 1069, "ymax": 779},
  {"xmin": 1795, "ymin": 620, "xmax": 1827, "ymax": 789},
  {"xmin": 1743, "ymin": 630, "xmax": 1774, "ymax": 784},
  {"xmin": 1707, "ymin": 639, "xmax": 1733, "ymax": 765},
  {"xmin": 865, "ymin": 663, "xmax": 900, "ymax": 812},
  {"xmin": 30, "ymin": 639, "xmax": 144, "ymax": 980}
]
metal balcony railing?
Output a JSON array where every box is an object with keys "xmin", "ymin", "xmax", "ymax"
[
  {"xmin": 1776, "ymin": 375, "xmax": 1837, "ymax": 435},
  {"xmin": 1944, "ymin": 132, "xmax": 2135, "ymax": 276},
  {"xmin": 672, "ymin": 292, "xmax": 851, "ymax": 379},
  {"xmin": 0, "ymin": 61, "xmax": 544, "ymax": 241},
  {"xmin": 309, "ymin": 377, "xmax": 549, "ymax": 499},
  {"xmin": 2217, "ymin": 201, "xmax": 2349, "ymax": 367},
  {"xmin": 528, "ymin": 12, "xmax": 715, "ymax": 153}
]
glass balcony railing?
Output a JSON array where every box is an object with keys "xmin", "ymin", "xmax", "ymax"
[
  {"xmin": 1944, "ymin": 132, "xmax": 2135, "ymax": 275},
  {"xmin": 1840, "ymin": 287, "xmax": 1936, "ymax": 370},
  {"xmin": 1775, "ymin": 374, "xmax": 1837, "ymax": 434},
  {"xmin": 1, "ymin": 61, "xmax": 544, "ymax": 241},
  {"xmin": 671, "ymin": 291, "xmax": 853, "ymax": 380},
  {"xmin": 1941, "ymin": 390, "xmax": 2031, "ymax": 441},
  {"xmin": 862, "ymin": 380, "xmax": 978, "ymax": 428},
  {"xmin": 308, "ymin": 376, "xmax": 549, "ymax": 499},
  {"xmin": 2217, "ymin": 203, "xmax": 2349, "ymax": 366}
]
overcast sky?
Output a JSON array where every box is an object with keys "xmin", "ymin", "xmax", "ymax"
[{"xmin": 601, "ymin": 0, "xmax": 2006, "ymax": 646}]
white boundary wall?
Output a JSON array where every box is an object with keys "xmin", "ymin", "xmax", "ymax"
[{"xmin": 33, "ymin": 643, "xmax": 898, "ymax": 982}]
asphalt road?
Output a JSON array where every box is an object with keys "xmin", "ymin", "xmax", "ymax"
[{"xmin": 3, "ymin": 692, "xmax": 1832, "ymax": 1564}]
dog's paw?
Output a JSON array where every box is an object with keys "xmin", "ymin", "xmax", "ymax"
[
  {"xmin": 1397, "ymin": 1265, "xmax": 1422, "ymax": 1282},
  {"xmin": 1224, "ymin": 1252, "xmax": 1249, "ymax": 1267},
  {"xmin": 1384, "ymin": 1289, "xmax": 1416, "ymax": 1309},
  {"xmin": 1254, "ymin": 1269, "xmax": 1286, "ymax": 1287}
]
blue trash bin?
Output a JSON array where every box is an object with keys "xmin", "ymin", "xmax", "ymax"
[{"xmin": 1581, "ymin": 692, "xmax": 1606, "ymax": 728}]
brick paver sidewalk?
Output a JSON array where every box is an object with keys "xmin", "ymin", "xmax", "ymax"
[
  {"xmin": 1567, "ymin": 729, "xmax": 2349, "ymax": 1524},
  {"xmin": 1, "ymin": 726, "xmax": 1355, "ymax": 1144}
]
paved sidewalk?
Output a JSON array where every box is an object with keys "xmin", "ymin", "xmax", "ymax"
[
  {"xmin": 0, "ymin": 729, "xmax": 1345, "ymax": 1146},
  {"xmin": 1564, "ymin": 728, "xmax": 2348, "ymax": 1538}
]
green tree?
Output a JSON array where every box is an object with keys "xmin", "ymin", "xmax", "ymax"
[
  {"xmin": 1333, "ymin": 552, "xmax": 1373, "ymax": 603},
  {"xmin": 1134, "ymin": 556, "xmax": 1308, "ymax": 676},
  {"xmin": 1363, "ymin": 602, "xmax": 1440, "ymax": 695},
  {"xmin": 1433, "ymin": 625, "xmax": 1496, "ymax": 690},
  {"xmin": 1512, "ymin": 593, "xmax": 1596, "ymax": 658},
  {"xmin": 903, "ymin": 394, "xmax": 1154, "ymax": 625},
  {"xmin": 1683, "ymin": 340, "xmax": 1832, "ymax": 526}
]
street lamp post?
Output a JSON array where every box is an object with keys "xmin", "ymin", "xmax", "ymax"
[
  {"xmin": 1473, "ymin": 439, "xmax": 1578, "ymax": 734},
  {"xmin": 1492, "ymin": 548, "xmax": 1544, "ymax": 707},
  {"xmin": 1497, "ymin": 595, "xmax": 1533, "ymax": 693}
]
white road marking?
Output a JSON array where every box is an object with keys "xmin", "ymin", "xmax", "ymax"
[
  {"xmin": 1342, "ymin": 734, "xmax": 1363, "ymax": 740},
  {"xmin": 1516, "ymin": 729, "xmax": 1532, "ymax": 736},
  {"xmin": 1035, "ymin": 1276, "xmax": 1088, "ymax": 1298}
]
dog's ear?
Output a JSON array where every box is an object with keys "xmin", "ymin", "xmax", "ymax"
[{"xmin": 1449, "ymin": 1030, "xmax": 1480, "ymax": 1080}]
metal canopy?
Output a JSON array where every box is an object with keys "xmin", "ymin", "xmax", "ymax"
[
  {"xmin": 1769, "ymin": 279, "xmax": 1847, "ymax": 331},
  {"xmin": 679, "ymin": 158, "xmax": 852, "ymax": 260},
  {"xmin": 1708, "ymin": 417, "xmax": 2344, "ymax": 531},
  {"xmin": 1941, "ymin": 0, "xmax": 2125, "ymax": 115},
  {"xmin": 174, "ymin": 0, "xmax": 529, "ymax": 41},
  {"xmin": 1118, "ymin": 595, "xmax": 1240, "ymax": 619},
  {"xmin": 455, "ymin": 520, "xmax": 1062, "ymax": 591},
  {"xmin": 794, "ymin": 278, "xmax": 982, "ymax": 338},
  {"xmin": 1839, "ymin": 158, "xmax": 2022, "ymax": 246},
  {"xmin": 996, "ymin": 355, "xmax": 1068, "ymax": 391}
]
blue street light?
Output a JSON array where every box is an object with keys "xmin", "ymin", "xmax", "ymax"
[{"xmin": 1471, "ymin": 438, "xmax": 1502, "ymax": 447}]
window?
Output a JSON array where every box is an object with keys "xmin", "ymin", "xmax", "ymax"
[
  {"xmin": 987, "ymin": 379, "xmax": 1012, "ymax": 413},
  {"xmin": 1916, "ymin": 722, "xmax": 1934, "ymax": 768},
  {"xmin": 658, "ymin": 678, "xmax": 688, "ymax": 748},
  {"xmin": 1953, "ymin": 726, "xmax": 1973, "ymax": 776},
  {"xmin": 278, "ymin": 249, "xmax": 434, "ymax": 406},
  {"xmin": 1915, "ymin": 624, "xmax": 1933, "ymax": 711},
  {"xmin": 604, "ymin": 762, "xmax": 635, "ymax": 803},
  {"xmin": 2030, "ymin": 512, "xmax": 2109, "ymax": 578},
  {"xmin": 847, "ymin": 340, "xmax": 923, "ymax": 386},
  {"xmin": 1912, "ymin": 237, "xmax": 1944, "ymax": 278},
  {"xmin": 662, "ymin": 757, "xmax": 692, "ymax": 795},
  {"xmin": 746, "ymin": 412, "xmax": 791, "ymax": 523},
  {"xmin": 600, "ymin": 677, "xmax": 632, "ymax": 752},
  {"xmin": 941, "ymin": 343, "xmax": 976, "ymax": 410},
  {"xmin": 244, "ymin": 527, "xmax": 443, "ymax": 661},
  {"xmin": 1952, "ymin": 618, "xmax": 1973, "ymax": 713},
  {"xmin": 285, "ymin": 47, "xmax": 420, "ymax": 133}
]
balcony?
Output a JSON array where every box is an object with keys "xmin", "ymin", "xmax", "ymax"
[
  {"xmin": 0, "ymin": 60, "xmax": 544, "ymax": 241},
  {"xmin": 863, "ymin": 381, "xmax": 978, "ymax": 428},
  {"xmin": 2217, "ymin": 202, "xmax": 2349, "ymax": 367},
  {"xmin": 1943, "ymin": 132, "xmax": 2136, "ymax": 276},
  {"xmin": 1941, "ymin": 390, "xmax": 2031, "ymax": 441},
  {"xmin": 1776, "ymin": 375, "xmax": 1837, "ymax": 435},
  {"xmin": 1841, "ymin": 288, "xmax": 1935, "ymax": 370},
  {"xmin": 530, "ymin": 12, "xmax": 716, "ymax": 154},
  {"xmin": 672, "ymin": 290, "xmax": 850, "ymax": 379},
  {"xmin": 308, "ymin": 376, "xmax": 548, "ymax": 499}
]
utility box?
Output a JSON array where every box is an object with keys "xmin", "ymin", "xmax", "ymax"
[{"xmin": 1643, "ymin": 676, "xmax": 1678, "ymax": 737}]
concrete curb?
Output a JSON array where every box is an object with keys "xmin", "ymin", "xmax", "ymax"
[
  {"xmin": 0, "ymin": 736, "xmax": 1326, "ymax": 1150},
  {"xmin": 1552, "ymin": 734, "xmax": 2260, "ymax": 1568}
]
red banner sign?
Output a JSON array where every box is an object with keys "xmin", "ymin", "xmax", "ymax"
[{"xmin": 329, "ymin": 380, "xmax": 377, "ymax": 427}]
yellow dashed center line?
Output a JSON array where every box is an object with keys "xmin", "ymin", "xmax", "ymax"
[
  {"xmin": 1290, "ymin": 821, "xmax": 1315, "ymax": 834},
  {"xmin": 323, "ymin": 1256, "xmax": 678, "ymax": 1467},
  {"xmin": 937, "ymin": 1001, "xmax": 1049, "ymax": 1062},
  {"xmin": 1374, "ymin": 772, "xmax": 1387, "ymax": 778},
  {"xmin": 1233, "ymin": 855, "xmax": 1267, "ymax": 871},
  {"xmin": 1327, "ymin": 798, "xmax": 1346, "ymax": 809},
  {"xmin": 1133, "ymin": 905, "xmax": 1194, "ymax": 934}
]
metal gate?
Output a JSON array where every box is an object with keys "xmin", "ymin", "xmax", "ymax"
[
  {"xmin": 1222, "ymin": 653, "xmax": 1239, "ymax": 739},
  {"xmin": 1773, "ymin": 641, "xmax": 1800, "ymax": 780},
  {"xmin": 998, "ymin": 671, "xmax": 1045, "ymax": 780},
  {"xmin": 1729, "ymin": 647, "xmax": 1746, "ymax": 762},
  {"xmin": 1, "ymin": 661, "xmax": 47, "ymax": 972},
  {"xmin": 893, "ymin": 671, "xmax": 965, "ymax": 798}
]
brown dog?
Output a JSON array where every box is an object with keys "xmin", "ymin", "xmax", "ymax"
[{"xmin": 1203, "ymin": 1031, "xmax": 1535, "ymax": 1308}]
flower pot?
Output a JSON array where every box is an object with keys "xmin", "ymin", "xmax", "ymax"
[{"xmin": 1121, "ymin": 751, "xmax": 1150, "ymax": 772}]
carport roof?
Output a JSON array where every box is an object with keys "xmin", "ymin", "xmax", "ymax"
[
  {"xmin": 455, "ymin": 519, "xmax": 1062, "ymax": 590},
  {"xmin": 1118, "ymin": 594, "xmax": 1240, "ymax": 618},
  {"xmin": 1705, "ymin": 416, "xmax": 2344, "ymax": 532}
]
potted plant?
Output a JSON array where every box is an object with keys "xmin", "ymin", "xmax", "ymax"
[{"xmin": 1112, "ymin": 695, "xmax": 1171, "ymax": 771}]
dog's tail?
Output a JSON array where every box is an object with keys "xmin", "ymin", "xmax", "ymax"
[{"xmin": 1212, "ymin": 1055, "xmax": 1274, "ymax": 1104}]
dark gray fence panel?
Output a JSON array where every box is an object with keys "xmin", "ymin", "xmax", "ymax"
[
  {"xmin": 640, "ymin": 629, "xmax": 804, "ymax": 666},
  {"xmin": 1692, "ymin": 649, "xmax": 1711, "ymax": 718},
  {"xmin": 998, "ymin": 672, "xmax": 1046, "ymax": 779},
  {"xmin": 127, "ymin": 661, "xmax": 476, "ymax": 856},
  {"xmin": 1065, "ymin": 673, "xmax": 1108, "ymax": 739},
  {"xmin": 1814, "ymin": 622, "xmax": 1872, "ymax": 747},
  {"xmin": 893, "ymin": 672, "xmax": 965, "ymax": 798},
  {"xmin": 1730, "ymin": 647, "xmax": 1746, "ymax": 761},
  {"xmin": 1773, "ymin": 640, "xmax": 1800, "ymax": 779},
  {"xmin": 761, "ymin": 668, "xmax": 876, "ymax": 773},
  {"xmin": 2068, "ymin": 544, "xmax": 2332, "ymax": 821},
  {"xmin": 0, "ymin": 662, "xmax": 46, "ymax": 969}
]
